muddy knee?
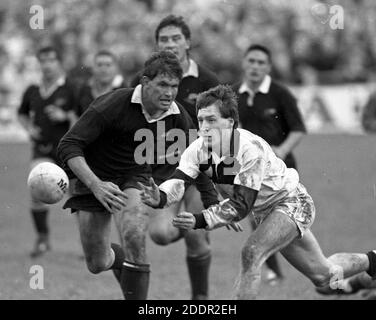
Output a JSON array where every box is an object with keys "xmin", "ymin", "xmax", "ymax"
[{"xmin": 241, "ymin": 244, "xmax": 265, "ymax": 270}]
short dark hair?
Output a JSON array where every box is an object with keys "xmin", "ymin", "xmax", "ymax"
[
  {"xmin": 142, "ymin": 50, "xmax": 183, "ymax": 81},
  {"xmin": 196, "ymin": 85, "xmax": 239, "ymax": 129},
  {"xmin": 37, "ymin": 46, "xmax": 61, "ymax": 61},
  {"xmin": 155, "ymin": 15, "xmax": 191, "ymax": 42},
  {"xmin": 94, "ymin": 50, "xmax": 118, "ymax": 63},
  {"xmin": 244, "ymin": 44, "xmax": 272, "ymax": 62}
]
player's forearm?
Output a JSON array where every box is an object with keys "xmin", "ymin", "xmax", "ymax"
[
  {"xmin": 193, "ymin": 186, "xmax": 257, "ymax": 230},
  {"xmin": 66, "ymin": 156, "xmax": 101, "ymax": 190},
  {"xmin": 158, "ymin": 169, "xmax": 195, "ymax": 207},
  {"xmin": 18, "ymin": 114, "xmax": 31, "ymax": 131},
  {"xmin": 278, "ymin": 131, "xmax": 304, "ymax": 155}
]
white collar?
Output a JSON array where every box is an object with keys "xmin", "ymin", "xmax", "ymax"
[
  {"xmin": 183, "ymin": 59, "xmax": 199, "ymax": 78},
  {"xmin": 131, "ymin": 84, "xmax": 180, "ymax": 123},
  {"xmin": 238, "ymin": 74, "xmax": 271, "ymax": 95},
  {"xmin": 39, "ymin": 76, "xmax": 66, "ymax": 99}
]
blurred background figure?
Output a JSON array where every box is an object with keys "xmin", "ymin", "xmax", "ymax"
[
  {"xmin": 17, "ymin": 46, "xmax": 76, "ymax": 258},
  {"xmin": 233, "ymin": 44, "xmax": 306, "ymax": 285},
  {"xmin": 75, "ymin": 50, "xmax": 125, "ymax": 118},
  {"xmin": 361, "ymin": 90, "xmax": 376, "ymax": 134}
]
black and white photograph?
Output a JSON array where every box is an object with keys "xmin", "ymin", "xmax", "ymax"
[{"xmin": 0, "ymin": 0, "xmax": 376, "ymax": 306}]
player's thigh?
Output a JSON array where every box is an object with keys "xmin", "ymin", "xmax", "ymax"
[
  {"xmin": 113, "ymin": 187, "xmax": 148, "ymax": 236},
  {"xmin": 280, "ymin": 229, "xmax": 331, "ymax": 281},
  {"xmin": 243, "ymin": 209, "xmax": 299, "ymax": 264},
  {"xmin": 183, "ymin": 184, "xmax": 204, "ymax": 213},
  {"xmin": 77, "ymin": 210, "xmax": 112, "ymax": 254}
]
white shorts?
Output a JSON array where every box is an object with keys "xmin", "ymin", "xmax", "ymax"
[{"xmin": 252, "ymin": 183, "xmax": 316, "ymax": 238}]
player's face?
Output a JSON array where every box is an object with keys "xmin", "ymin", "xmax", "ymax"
[
  {"xmin": 197, "ymin": 104, "xmax": 234, "ymax": 152},
  {"xmin": 38, "ymin": 52, "xmax": 61, "ymax": 79},
  {"xmin": 93, "ymin": 55, "xmax": 117, "ymax": 84},
  {"xmin": 157, "ymin": 26, "xmax": 190, "ymax": 62},
  {"xmin": 242, "ymin": 50, "xmax": 271, "ymax": 84},
  {"xmin": 142, "ymin": 73, "xmax": 179, "ymax": 112}
]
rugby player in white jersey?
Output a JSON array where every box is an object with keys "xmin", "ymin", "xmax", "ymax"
[{"xmin": 139, "ymin": 84, "xmax": 376, "ymax": 299}]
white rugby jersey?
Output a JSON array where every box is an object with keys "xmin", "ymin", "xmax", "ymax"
[{"xmin": 159, "ymin": 128, "xmax": 299, "ymax": 212}]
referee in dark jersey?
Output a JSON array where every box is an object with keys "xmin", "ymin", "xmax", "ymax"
[
  {"xmin": 130, "ymin": 15, "xmax": 219, "ymax": 300},
  {"xmin": 233, "ymin": 44, "xmax": 306, "ymax": 284},
  {"xmin": 18, "ymin": 46, "xmax": 76, "ymax": 258}
]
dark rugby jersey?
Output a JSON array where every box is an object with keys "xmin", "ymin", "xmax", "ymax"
[
  {"xmin": 75, "ymin": 77, "xmax": 126, "ymax": 117},
  {"xmin": 130, "ymin": 60, "xmax": 219, "ymax": 128},
  {"xmin": 18, "ymin": 78, "xmax": 76, "ymax": 144},
  {"xmin": 57, "ymin": 87, "xmax": 195, "ymax": 182},
  {"xmin": 233, "ymin": 79, "xmax": 306, "ymax": 169}
]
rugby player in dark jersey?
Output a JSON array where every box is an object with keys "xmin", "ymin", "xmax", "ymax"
[
  {"xmin": 130, "ymin": 15, "xmax": 219, "ymax": 300},
  {"xmin": 18, "ymin": 46, "xmax": 76, "ymax": 258},
  {"xmin": 75, "ymin": 50, "xmax": 125, "ymax": 117},
  {"xmin": 57, "ymin": 51, "xmax": 216, "ymax": 300}
]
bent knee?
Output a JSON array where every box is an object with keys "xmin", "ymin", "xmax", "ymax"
[
  {"xmin": 149, "ymin": 227, "xmax": 176, "ymax": 246},
  {"xmin": 309, "ymin": 273, "xmax": 331, "ymax": 288},
  {"xmin": 85, "ymin": 257, "xmax": 110, "ymax": 274}
]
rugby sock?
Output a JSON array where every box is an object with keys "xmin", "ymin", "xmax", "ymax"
[
  {"xmin": 109, "ymin": 243, "xmax": 125, "ymax": 283},
  {"xmin": 120, "ymin": 260, "xmax": 150, "ymax": 300},
  {"xmin": 265, "ymin": 254, "xmax": 283, "ymax": 278},
  {"xmin": 366, "ymin": 250, "xmax": 376, "ymax": 279},
  {"xmin": 31, "ymin": 209, "xmax": 49, "ymax": 236},
  {"xmin": 186, "ymin": 252, "xmax": 211, "ymax": 300}
]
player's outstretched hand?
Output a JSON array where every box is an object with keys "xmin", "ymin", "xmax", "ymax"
[
  {"xmin": 138, "ymin": 177, "xmax": 160, "ymax": 208},
  {"xmin": 226, "ymin": 221, "xmax": 244, "ymax": 232},
  {"xmin": 172, "ymin": 211, "xmax": 196, "ymax": 230},
  {"xmin": 91, "ymin": 180, "xmax": 127, "ymax": 214}
]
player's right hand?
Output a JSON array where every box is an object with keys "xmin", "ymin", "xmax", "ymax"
[
  {"xmin": 138, "ymin": 177, "xmax": 161, "ymax": 208},
  {"xmin": 90, "ymin": 180, "xmax": 127, "ymax": 214},
  {"xmin": 29, "ymin": 126, "xmax": 41, "ymax": 141}
]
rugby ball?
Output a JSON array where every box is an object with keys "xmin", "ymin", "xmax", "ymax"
[{"xmin": 27, "ymin": 162, "xmax": 69, "ymax": 204}]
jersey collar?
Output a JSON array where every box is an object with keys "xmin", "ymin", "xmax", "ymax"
[
  {"xmin": 183, "ymin": 59, "xmax": 199, "ymax": 78},
  {"xmin": 39, "ymin": 76, "xmax": 66, "ymax": 99},
  {"xmin": 238, "ymin": 74, "xmax": 271, "ymax": 95}
]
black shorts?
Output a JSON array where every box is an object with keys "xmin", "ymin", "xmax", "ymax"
[
  {"xmin": 63, "ymin": 173, "xmax": 150, "ymax": 213},
  {"xmin": 32, "ymin": 141, "xmax": 61, "ymax": 164}
]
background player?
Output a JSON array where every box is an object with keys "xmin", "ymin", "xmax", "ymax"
[
  {"xmin": 75, "ymin": 50, "xmax": 125, "ymax": 117},
  {"xmin": 233, "ymin": 44, "xmax": 307, "ymax": 283},
  {"xmin": 130, "ymin": 15, "xmax": 219, "ymax": 299},
  {"xmin": 18, "ymin": 46, "xmax": 76, "ymax": 258}
]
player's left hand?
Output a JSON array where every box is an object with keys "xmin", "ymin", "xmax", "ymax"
[
  {"xmin": 45, "ymin": 105, "xmax": 67, "ymax": 122},
  {"xmin": 172, "ymin": 211, "xmax": 196, "ymax": 230}
]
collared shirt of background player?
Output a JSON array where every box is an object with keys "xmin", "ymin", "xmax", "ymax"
[
  {"xmin": 232, "ymin": 44, "xmax": 306, "ymax": 282},
  {"xmin": 233, "ymin": 44, "xmax": 306, "ymax": 170},
  {"xmin": 57, "ymin": 51, "xmax": 205, "ymax": 300},
  {"xmin": 130, "ymin": 15, "xmax": 219, "ymax": 128},
  {"xmin": 139, "ymin": 84, "xmax": 376, "ymax": 300},
  {"xmin": 17, "ymin": 46, "xmax": 76, "ymax": 258},
  {"xmin": 130, "ymin": 15, "xmax": 219, "ymax": 300},
  {"xmin": 75, "ymin": 50, "xmax": 125, "ymax": 117}
]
